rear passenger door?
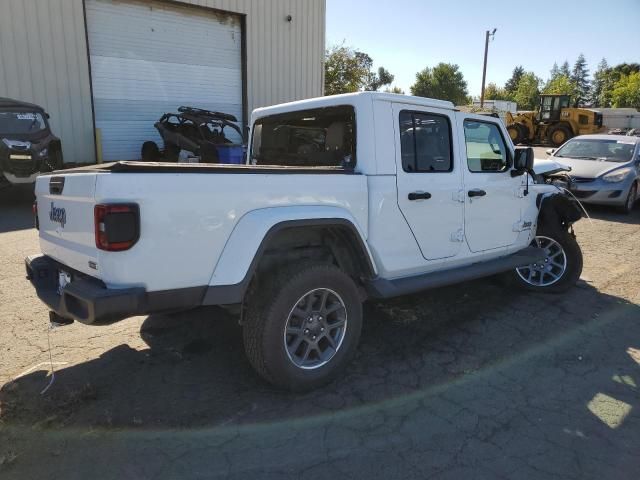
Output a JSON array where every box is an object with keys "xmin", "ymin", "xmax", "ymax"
[
  {"xmin": 458, "ymin": 116, "xmax": 523, "ymax": 252},
  {"xmin": 393, "ymin": 105, "xmax": 464, "ymax": 260}
]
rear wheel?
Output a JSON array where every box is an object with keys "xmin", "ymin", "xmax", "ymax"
[
  {"xmin": 242, "ymin": 263, "xmax": 362, "ymax": 391},
  {"xmin": 548, "ymin": 125, "xmax": 572, "ymax": 147},
  {"xmin": 512, "ymin": 225, "xmax": 582, "ymax": 293},
  {"xmin": 141, "ymin": 141, "xmax": 160, "ymax": 162},
  {"xmin": 164, "ymin": 143, "xmax": 180, "ymax": 162},
  {"xmin": 619, "ymin": 182, "xmax": 638, "ymax": 214}
]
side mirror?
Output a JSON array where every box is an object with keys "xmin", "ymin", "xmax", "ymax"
[
  {"xmin": 545, "ymin": 148, "xmax": 555, "ymax": 156},
  {"xmin": 513, "ymin": 147, "xmax": 534, "ymax": 174}
]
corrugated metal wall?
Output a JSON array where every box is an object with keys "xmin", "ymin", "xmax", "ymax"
[
  {"xmin": 0, "ymin": 0, "xmax": 326, "ymax": 164},
  {"xmin": 187, "ymin": 0, "xmax": 326, "ymax": 111},
  {"xmin": 0, "ymin": 0, "xmax": 96, "ymax": 165}
]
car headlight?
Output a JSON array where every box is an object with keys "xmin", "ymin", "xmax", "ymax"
[
  {"xmin": 38, "ymin": 148, "xmax": 48, "ymax": 157},
  {"xmin": 602, "ymin": 168, "xmax": 633, "ymax": 183}
]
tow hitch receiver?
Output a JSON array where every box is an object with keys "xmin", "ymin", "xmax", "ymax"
[{"xmin": 49, "ymin": 311, "xmax": 74, "ymax": 327}]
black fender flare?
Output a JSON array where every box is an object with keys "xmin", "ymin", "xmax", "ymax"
[
  {"xmin": 202, "ymin": 218, "xmax": 376, "ymax": 306},
  {"xmin": 536, "ymin": 192, "xmax": 583, "ymax": 232}
]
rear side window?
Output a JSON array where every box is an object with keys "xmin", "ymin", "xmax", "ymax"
[
  {"xmin": 463, "ymin": 120, "xmax": 509, "ymax": 172},
  {"xmin": 251, "ymin": 105, "xmax": 355, "ymax": 168},
  {"xmin": 399, "ymin": 111, "xmax": 452, "ymax": 172}
]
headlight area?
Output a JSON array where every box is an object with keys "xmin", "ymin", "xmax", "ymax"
[{"xmin": 602, "ymin": 168, "xmax": 633, "ymax": 183}]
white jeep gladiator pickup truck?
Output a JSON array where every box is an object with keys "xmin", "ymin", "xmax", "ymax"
[{"xmin": 26, "ymin": 92, "xmax": 583, "ymax": 391}]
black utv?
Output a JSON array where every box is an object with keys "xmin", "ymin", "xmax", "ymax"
[
  {"xmin": 141, "ymin": 106, "xmax": 244, "ymax": 164},
  {"xmin": 0, "ymin": 97, "xmax": 63, "ymax": 188}
]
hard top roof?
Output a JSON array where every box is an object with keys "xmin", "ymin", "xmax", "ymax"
[{"xmin": 0, "ymin": 97, "xmax": 46, "ymax": 111}]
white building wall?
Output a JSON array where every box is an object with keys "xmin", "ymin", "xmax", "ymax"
[{"xmin": 0, "ymin": 0, "xmax": 326, "ymax": 164}]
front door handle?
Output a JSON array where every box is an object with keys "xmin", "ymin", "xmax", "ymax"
[
  {"xmin": 408, "ymin": 191, "xmax": 432, "ymax": 201},
  {"xmin": 468, "ymin": 189, "xmax": 487, "ymax": 198}
]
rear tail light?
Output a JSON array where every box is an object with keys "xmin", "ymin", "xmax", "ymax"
[
  {"xmin": 94, "ymin": 204, "xmax": 140, "ymax": 251},
  {"xmin": 33, "ymin": 201, "xmax": 39, "ymax": 230}
]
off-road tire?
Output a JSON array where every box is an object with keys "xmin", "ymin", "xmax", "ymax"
[
  {"xmin": 164, "ymin": 143, "xmax": 180, "ymax": 162},
  {"xmin": 547, "ymin": 125, "xmax": 572, "ymax": 148},
  {"xmin": 511, "ymin": 225, "xmax": 583, "ymax": 293},
  {"xmin": 242, "ymin": 263, "xmax": 362, "ymax": 391},
  {"xmin": 508, "ymin": 123, "xmax": 526, "ymax": 145},
  {"xmin": 141, "ymin": 141, "xmax": 160, "ymax": 162}
]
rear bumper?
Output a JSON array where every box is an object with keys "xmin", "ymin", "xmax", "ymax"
[
  {"xmin": 26, "ymin": 254, "xmax": 146, "ymax": 325},
  {"xmin": 25, "ymin": 254, "xmax": 244, "ymax": 325},
  {"xmin": 25, "ymin": 255, "xmax": 244, "ymax": 325}
]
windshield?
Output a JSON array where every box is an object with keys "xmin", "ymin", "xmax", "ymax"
[
  {"xmin": 0, "ymin": 111, "xmax": 46, "ymax": 135},
  {"xmin": 555, "ymin": 138, "xmax": 635, "ymax": 162}
]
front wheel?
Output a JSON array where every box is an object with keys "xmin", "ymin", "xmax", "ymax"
[
  {"xmin": 508, "ymin": 124, "xmax": 526, "ymax": 145},
  {"xmin": 242, "ymin": 263, "xmax": 362, "ymax": 391},
  {"xmin": 512, "ymin": 226, "xmax": 583, "ymax": 293},
  {"xmin": 619, "ymin": 182, "xmax": 637, "ymax": 214},
  {"xmin": 141, "ymin": 141, "xmax": 160, "ymax": 162}
]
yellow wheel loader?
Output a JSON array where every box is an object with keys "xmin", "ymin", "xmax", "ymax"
[{"xmin": 506, "ymin": 94, "xmax": 605, "ymax": 147}]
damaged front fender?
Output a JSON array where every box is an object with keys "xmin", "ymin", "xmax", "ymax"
[{"xmin": 536, "ymin": 192, "xmax": 583, "ymax": 232}]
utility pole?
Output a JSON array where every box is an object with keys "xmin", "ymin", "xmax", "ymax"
[{"xmin": 480, "ymin": 28, "xmax": 497, "ymax": 109}]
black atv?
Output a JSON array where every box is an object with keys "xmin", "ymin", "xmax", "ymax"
[
  {"xmin": 141, "ymin": 106, "xmax": 244, "ymax": 164},
  {"xmin": 0, "ymin": 97, "xmax": 63, "ymax": 189}
]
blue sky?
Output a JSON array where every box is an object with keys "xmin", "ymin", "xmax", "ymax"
[{"xmin": 326, "ymin": 0, "xmax": 640, "ymax": 97}]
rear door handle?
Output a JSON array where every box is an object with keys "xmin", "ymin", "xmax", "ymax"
[
  {"xmin": 468, "ymin": 189, "xmax": 487, "ymax": 198},
  {"xmin": 408, "ymin": 191, "xmax": 432, "ymax": 201}
]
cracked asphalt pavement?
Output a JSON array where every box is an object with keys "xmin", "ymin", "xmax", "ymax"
[{"xmin": 1, "ymin": 181, "xmax": 639, "ymax": 479}]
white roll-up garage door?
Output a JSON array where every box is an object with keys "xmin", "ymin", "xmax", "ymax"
[{"xmin": 85, "ymin": 0, "xmax": 243, "ymax": 162}]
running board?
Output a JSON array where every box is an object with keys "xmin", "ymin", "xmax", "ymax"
[{"xmin": 366, "ymin": 246, "xmax": 545, "ymax": 299}]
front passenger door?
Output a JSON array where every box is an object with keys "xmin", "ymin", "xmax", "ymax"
[{"xmin": 459, "ymin": 117, "xmax": 523, "ymax": 252}]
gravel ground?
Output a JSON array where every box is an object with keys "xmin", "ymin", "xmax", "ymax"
[{"xmin": 0, "ymin": 180, "xmax": 639, "ymax": 479}]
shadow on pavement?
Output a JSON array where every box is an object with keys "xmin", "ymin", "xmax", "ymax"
[
  {"xmin": 1, "ymin": 276, "xmax": 639, "ymax": 478},
  {"xmin": 584, "ymin": 203, "xmax": 640, "ymax": 225},
  {"xmin": 2, "ymin": 278, "xmax": 638, "ymax": 427},
  {"xmin": 0, "ymin": 185, "xmax": 35, "ymax": 233}
]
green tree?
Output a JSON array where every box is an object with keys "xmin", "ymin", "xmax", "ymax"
[
  {"xmin": 366, "ymin": 66, "xmax": 394, "ymax": 92},
  {"xmin": 560, "ymin": 61, "xmax": 571, "ymax": 78},
  {"xmin": 611, "ymin": 72, "xmax": 640, "ymax": 109},
  {"xmin": 609, "ymin": 63, "xmax": 640, "ymax": 81},
  {"xmin": 544, "ymin": 74, "xmax": 573, "ymax": 95},
  {"xmin": 385, "ymin": 86, "xmax": 405, "ymax": 94},
  {"xmin": 484, "ymin": 82, "xmax": 509, "ymax": 100},
  {"xmin": 570, "ymin": 54, "xmax": 590, "ymax": 106},
  {"xmin": 324, "ymin": 45, "xmax": 394, "ymax": 95},
  {"xmin": 549, "ymin": 62, "xmax": 560, "ymax": 80},
  {"xmin": 513, "ymin": 72, "xmax": 541, "ymax": 110},
  {"xmin": 410, "ymin": 63, "xmax": 469, "ymax": 105},
  {"xmin": 505, "ymin": 66, "xmax": 524, "ymax": 95},
  {"xmin": 591, "ymin": 58, "xmax": 611, "ymax": 107}
]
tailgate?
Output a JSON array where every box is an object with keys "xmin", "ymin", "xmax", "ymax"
[{"xmin": 36, "ymin": 173, "xmax": 101, "ymax": 277}]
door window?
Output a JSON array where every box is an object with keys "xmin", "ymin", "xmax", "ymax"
[
  {"xmin": 463, "ymin": 120, "xmax": 509, "ymax": 172},
  {"xmin": 399, "ymin": 111, "xmax": 452, "ymax": 172}
]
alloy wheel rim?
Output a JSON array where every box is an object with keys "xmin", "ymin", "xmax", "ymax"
[
  {"xmin": 516, "ymin": 236, "xmax": 567, "ymax": 287},
  {"xmin": 283, "ymin": 288, "xmax": 347, "ymax": 370}
]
